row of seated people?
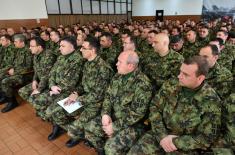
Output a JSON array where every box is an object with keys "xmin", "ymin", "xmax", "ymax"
[{"xmin": 0, "ymin": 18, "xmax": 234, "ymax": 154}]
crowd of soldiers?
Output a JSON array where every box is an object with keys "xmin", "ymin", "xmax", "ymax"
[{"xmin": 0, "ymin": 17, "xmax": 234, "ymax": 155}]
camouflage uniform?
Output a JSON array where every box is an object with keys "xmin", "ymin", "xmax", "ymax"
[
  {"xmin": 31, "ymin": 51, "xmax": 84, "ymax": 120},
  {"xmin": 84, "ymin": 69, "xmax": 152, "ymax": 154},
  {"xmin": 128, "ymin": 80, "xmax": 221, "ymax": 155},
  {"xmin": 1, "ymin": 46, "xmax": 33, "ymax": 98},
  {"xmin": 99, "ymin": 45, "xmax": 119, "ymax": 70},
  {"xmin": 196, "ymin": 37, "xmax": 210, "ymax": 49},
  {"xmin": 45, "ymin": 56, "xmax": 113, "ymax": 139},
  {"xmin": 143, "ymin": 49, "xmax": 184, "ymax": 92},
  {"xmin": 0, "ymin": 44, "xmax": 15, "ymax": 76},
  {"xmin": 45, "ymin": 40, "xmax": 53, "ymax": 50},
  {"xmin": 182, "ymin": 41, "xmax": 200, "ymax": 59},
  {"xmin": 50, "ymin": 41, "xmax": 61, "ymax": 58},
  {"xmin": 206, "ymin": 63, "xmax": 233, "ymax": 100},
  {"xmin": 217, "ymin": 45, "xmax": 235, "ymax": 75},
  {"xmin": 18, "ymin": 49, "xmax": 56, "ymax": 102},
  {"xmin": 137, "ymin": 38, "xmax": 149, "ymax": 53}
]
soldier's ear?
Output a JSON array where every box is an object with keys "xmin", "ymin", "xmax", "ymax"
[{"xmin": 197, "ymin": 74, "xmax": 205, "ymax": 83}]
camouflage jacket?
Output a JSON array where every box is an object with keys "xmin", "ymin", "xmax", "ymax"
[
  {"xmin": 33, "ymin": 49, "xmax": 57, "ymax": 92},
  {"xmin": 49, "ymin": 51, "xmax": 84, "ymax": 92},
  {"xmin": 144, "ymin": 49, "xmax": 184, "ymax": 91},
  {"xmin": 0, "ymin": 44, "xmax": 15, "ymax": 70},
  {"xmin": 101, "ymin": 69, "xmax": 152, "ymax": 134},
  {"xmin": 223, "ymin": 93, "xmax": 235, "ymax": 149},
  {"xmin": 206, "ymin": 63, "xmax": 233, "ymax": 99},
  {"xmin": 13, "ymin": 46, "xmax": 33, "ymax": 75},
  {"xmin": 182, "ymin": 41, "xmax": 200, "ymax": 59},
  {"xmin": 99, "ymin": 45, "xmax": 119, "ymax": 69},
  {"xmin": 77, "ymin": 56, "xmax": 113, "ymax": 105},
  {"xmin": 150, "ymin": 80, "xmax": 221, "ymax": 151}
]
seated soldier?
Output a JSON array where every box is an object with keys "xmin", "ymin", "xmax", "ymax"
[
  {"xmin": 44, "ymin": 36, "xmax": 113, "ymax": 146},
  {"xmin": 18, "ymin": 37, "xmax": 56, "ymax": 105},
  {"xmin": 84, "ymin": 50, "xmax": 152, "ymax": 154},
  {"xmin": 0, "ymin": 34, "xmax": 33, "ymax": 113},
  {"xmin": 128, "ymin": 56, "xmax": 221, "ymax": 154},
  {"xmin": 0, "ymin": 34, "xmax": 15, "ymax": 84},
  {"xmin": 199, "ymin": 44, "xmax": 233, "ymax": 100},
  {"xmin": 30, "ymin": 36, "xmax": 84, "ymax": 133}
]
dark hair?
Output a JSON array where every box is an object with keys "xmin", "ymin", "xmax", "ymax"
[
  {"xmin": 121, "ymin": 29, "xmax": 131, "ymax": 36},
  {"xmin": 183, "ymin": 56, "xmax": 209, "ymax": 76},
  {"xmin": 148, "ymin": 30, "xmax": 158, "ymax": 34},
  {"xmin": 84, "ymin": 36, "xmax": 100, "ymax": 52},
  {"xmin": 77, "ymin": 28, "xmax": 85, "ymax": 33},
  {"xmin": 100, "ymin": 32, "xmax": 112, "ymax": 41},
  {"xmin": 208, "ymin": 44, "xmax": 219, "ymax": 56},
  {"xmin": 50, "ymin": 30, "xmax": 60, "ymax": 38},
  {"xmin": 61, "ymin": 36, "xmax": 77, "ymax": 49},
  {"xmin": 30, "ymin": 37, "xmax": 46, "ymax": 49},
  {"xmin": 40, "ymin": 30, "xmax": 50, "ymax": 36},
  {"xmin": 0, "ymin": 34, "xmax": 12, "ymax": 42},
  {"xmin": 211, "ymin": 38, "xmax": 224, "ymax": 46},
  {"xmin": 217, "ymin": 30, "xmax": 228, "ymax": 36}
]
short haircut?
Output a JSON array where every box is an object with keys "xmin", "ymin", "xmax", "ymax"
[
  {"xmin": 148, "ymin": 30, "xmax": 158, "ymax": 34},
  {"xmin": 50, "ymin": 30, "xmax": 60, "ymax": 38},
  {"xmin": 30, "ymin": 37, "xmax": 46, "ymax": 49},
  {"xmin": 183, "ymin": 56, "xmax": 209, "ymax": 76},
  {"xmin": 40, "ymin": 30, "xmax": 50, "ymax": 36},
  {"xmin": 13, "ymin": 34, "xmax": 26, "ymax": 43},
  {"xmin": 100, "ymin": 32, "xmax": 112, "ymax": 41},
  {"xmin": 217, "ymin": 30, "xmax": 228, "ymax": 36},
  {"xmin": 77, "ymin": 28, "xmax": 85, "ymax": 33},
  {"xmin": 126, "ymin": 51, "xmax": 139, "ymax": 66},
  {"xmin": 211, "ymin": 38, "xmax": 224, "ymax": 46},
  {"xmin": 61, "ymin": 36, "xmax": 77, "ymax": 49},
  {"xmin": 121, "ymin": 29, "xmax": 131, "ymax": 36},
  {"xmin": 207, "ymin": 44, "xmax": 219, "ymax": 56},
  {"xmin": 0, "ymin": 34, "xmax": 12, "ymax": 41},
  {"xmin": 126, "ymin": 35, "xmax": 136, "ymax": 48},
  {"xmin": 84, "ymin": 36, "xmax": 100, "ymax": 52}
]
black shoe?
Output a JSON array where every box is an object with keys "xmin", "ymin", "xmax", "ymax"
[
  {"xmin": 1, "ymin": 99, "xmax": 18, "ymax": 113},
  {"xmin": 65, "ymin": 138, "xmax": 80, "ymax": 148},
  {"xmin": 48, "ymin": 125, "xmax": 64, "ymax": 141},
  {"xmin": 84, "ymin": 139, "xmax": 94, "ymax": 148}
]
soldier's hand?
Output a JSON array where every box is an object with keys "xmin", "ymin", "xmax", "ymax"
[
  {"xmin": 103, "ymin": 123, "xmax": 113, "ymax": 137},
  {"xmin": 50, "ymin": 86, "xmax": 61, "ymax": 95},
  {"xmin": 8, "ymin": 68, "xmax": 14, "ymax": 75},
  {"xmin": 102, "ymin": 114, "xmax": 112, "ymax": 126},
  {"xmin": 32, "ymin": 80, "xmax": 38, "ymax": 90},
  {"xmin": 31, "ymin": 89, "xmax": 40, "ymax": 96},
  {"xmin": 64, "ymin": 92, "xmax": 78, "ymax": 106},
  {"xmin": 160, "ymin": 135, "xmax": 178, "ymax": 153}
]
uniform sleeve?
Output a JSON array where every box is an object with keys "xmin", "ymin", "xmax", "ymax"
[
  {"xmin": 111, "ymin": 79, "xmax": 152, "ymax": 134},
  {"xmin": 173, "ymin": 93, "xmax": 221, "ymax": 151},
  {"xmin": 37, "ymin": 53, "xmax": 57, "ymax": 92},
  {"xmin": 14, "ymin": 49, "xmax": 33, "ymax": 75},
  {"xmin": 149, "ymin": 84, "xmax": 170, "ymax": 143}
]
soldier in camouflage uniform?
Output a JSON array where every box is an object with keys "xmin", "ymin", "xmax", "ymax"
[
  {"xmin": 199, "ymin": 45, "xmax": 233, "ymax": 99},
  {"xmin": 40, "ymin": 30, "xmax": 53, "ymax": 50},
  {"xmin": 0, "ymin": 35, "xmax": 15, "ymax": 79},
  {"xmin": 30, "ymin": 36, "xmax": 84, "ymax": 140},
  {"xmin": 0, "ymin": 34, "xmax": 33, "ymax": 113},
  {"xmin": 144, "ymin": 33, "xmax": 184, "ymax": 93},
  {"xmin": 183, "ymin": 30, "xmax": 200, "ymax": 59},
  {"xmin": 18, "ymin": 37, "xmax": 56, "ymax": 104},
  {"xmin": 197, "ymin": 25, "xmax": 211, "ymax": 48},
  {"xmin": 128, "ymin": 56, "xmax": 221, "ymax": 155},
  {"xmin": 49, "ymin": 30, "xmax": 61, "ymax": 58},
  {"xmin": 45, "ymin": 37, "xmax": 113, "ymax": 147},
  {"xmin": 99, "ymin": 32, "xmax": 119, "ymax": 70},
  {"xmin": 84, "ymin": 50, "xmax": 152, "ymax": 155}
]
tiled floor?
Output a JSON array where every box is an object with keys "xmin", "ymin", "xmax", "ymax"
[{"xmin": 0, "ymin": 96, "xmax": 97, "ymax": 155}]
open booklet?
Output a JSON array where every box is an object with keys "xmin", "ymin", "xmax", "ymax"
[{"xmin": 57, "ymin": 97, "xmax": 83, "ymax": 114}]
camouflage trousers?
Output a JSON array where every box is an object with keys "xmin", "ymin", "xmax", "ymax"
[
  {"xmin": 0, "ymin": 69, "xmax": 10, "ymax": 91},
  {"xmin": 18, "ymin": 83, "xmax": 34, "ymax": 102},
  {"xmin": 31, "ymin": 90, "xmax": 69, "ymax": 121},
  {"xmin": 84, "ymin": 116, "xmax": 145, "ymax": 154},
  {"xmin": 1, "ymin": 74, "xmax": 24, "ymax": 98},
  {"xmin": 128, "ymin": 131, "xmax": 234, "ymax": 155},
  {"xmin": 66, "ymin": 102, "xmax": 102, "ymax": 140}
]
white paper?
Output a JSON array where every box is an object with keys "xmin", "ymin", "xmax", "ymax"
[{"xmin": 57, "ymin": 97, "xmax": 83, "ymax": 114}]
